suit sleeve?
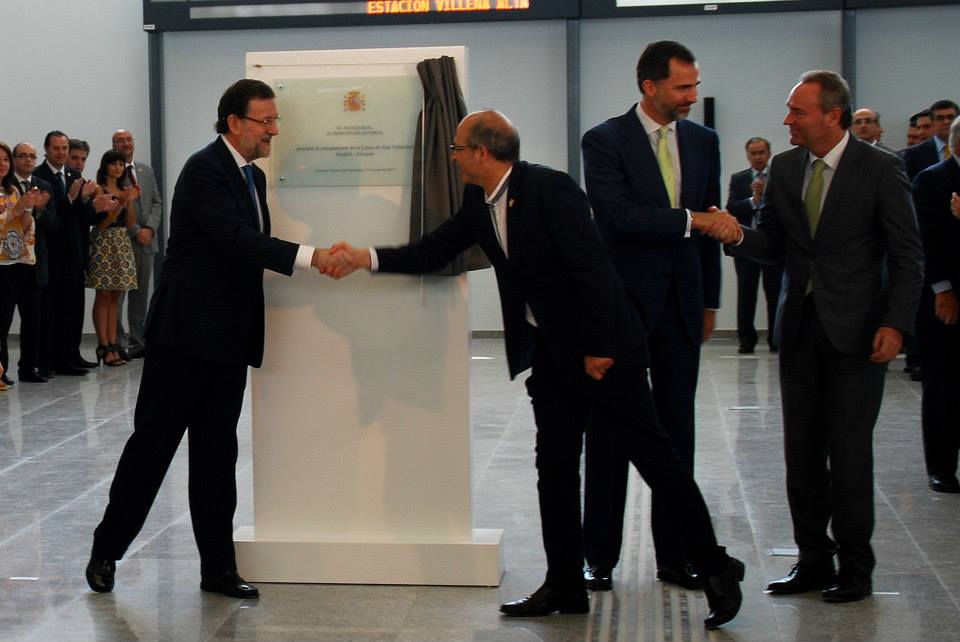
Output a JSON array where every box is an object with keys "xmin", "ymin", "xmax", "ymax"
[
  {"xmin": 912, "ymin": 168, "xmax": 949, "ymax": 288},
  {"xmin": 376, "ymin": 203, "xmax": 479, "ymax": 274},
  {"xmin": 699, "ymin": 134, "xmax": 723, "ymax": 309},
  {"xmin": 726, "ymin": 173, "xmax": 756, "ymax": 226},
  {"xmin": 581, "ymin": 126, "xmax": 689, "ymax": 242},
  {"xmin": 878, "ymin": 154, "xmax": 924, "ymax": 331},
  {"xmin": 175, "ymin": 154, "xmax": 298, "ymax": 275},
  {"xmin": 144, "ymin": 167, "xmax": 163, "ymax": 231}
]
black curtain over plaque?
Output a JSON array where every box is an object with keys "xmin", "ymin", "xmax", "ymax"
[{"xmin": 410, "ymin": 56, "xmax": 490, "ymax": 274}]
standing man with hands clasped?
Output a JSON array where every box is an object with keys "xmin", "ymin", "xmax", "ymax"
[
  {"xmin": 325, "ymin": 110, "xmax": 745, "ymax": 630},
  {"xmin": 708, "ymin": 70, "xmax": 923, "ymax": 603},
  {"xmin": 86, "ymin": 79, "xmax": 340, "ymax": 600},
  {"xmin": 579, "ymin": 40, "xmax": 728, "ymax": 593}
]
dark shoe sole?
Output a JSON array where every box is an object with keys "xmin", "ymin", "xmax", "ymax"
[{"xmin": 500, "ymin": 603, "xmax": 589, "ymax": 617}]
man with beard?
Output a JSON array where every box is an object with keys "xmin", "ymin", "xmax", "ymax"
[{"xmin": 580, "ymin": 40, "xmax": 725, "ymax": 593}]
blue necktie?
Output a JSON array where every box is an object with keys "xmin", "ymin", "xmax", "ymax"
[{"xmin": 242, "ymin": 164, "xmax": 258, "ymax": 209}]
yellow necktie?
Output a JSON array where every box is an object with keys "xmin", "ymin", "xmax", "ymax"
[
  {"xmin": 944, "ymin": 144, "xmax": 952, "ymax": 160},
  {"xmin": 657, "ymin": 126, "xmax": 677, "ymax": 208},
  {"xmin": 804, "ymin": 159, "xmax": 826, "ymax": 294}
]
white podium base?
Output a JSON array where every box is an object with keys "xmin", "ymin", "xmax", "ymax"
[{"xmin": 234, "ymin": 527, "xmax": 504, "ymax": 586}]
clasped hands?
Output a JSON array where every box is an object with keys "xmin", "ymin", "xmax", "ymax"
[
  {"xmin": 692, "ymin": 207, "xmax": 742, "ymax": 244},
  {"xmin": 310, "ymin": 242, "xmax": 370, "ymax": 279}
]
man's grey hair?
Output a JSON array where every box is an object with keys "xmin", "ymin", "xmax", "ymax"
[
  {"xmin": 464, "ymin": 110, "xmax": 520, "ymax": 162},
  {"xmin": 799, "ymin": 70, "xmax": 853, "ymax": 129}
]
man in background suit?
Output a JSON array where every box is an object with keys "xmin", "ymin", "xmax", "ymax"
[
  {"xmin": 851, "ymin": 108, "xmax": 897, "ymax": 155},
  {"xmin": 904, "ymin": 100, "xmax": 959, "ymax": 181},
  {"xmin": 912, "ymin": 116, "xmax": 960, "ymax": 494},
  {"xmin": 87, "ymin": 79, "xmax": 334, "ymax": 600},
  {"xmin": 112, "ymin": 129, "xmax": 163, "ymax": 360},
  {"xmin": 903, "ymin": 110, "xmax": 933, "ymax": 150},
  {"xmin": 717, "ymin": 70, "xmax": 923, "ymax": 603},
  {"xmin": 33, "ymin": 130, "xmax": 98, "ymax": 375},
  {"xmin": 326, "ymin": 110, "xmax": 745, "ymax": 629},
  {"xmin": 726, "ymin": 137, "xmax": 782, "ymax": 353},
  {"xmin": 579, "ymin": 40, "xmax": 723, "ymax": 592}
]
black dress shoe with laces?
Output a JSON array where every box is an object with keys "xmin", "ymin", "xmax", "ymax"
[
  {"xmin": 702, "ymin": 556, "xmax": 745, "ymax": 630},
  {"xmin": 929, "ymin": 474, "xmax": 960, "ymax": 493},
  {"xmin": 766, "ymin": 562, "xmax": 836, "ymax": 594},
  {"xmin": 500, "ymin": 584, "xmax": 589, "ymax": 616},
  {"xmin": 200, "ymin": 571, "xmax": 260, "ymax": 599},
  {"xmin": 656, "ymin": 563, "xmax": 701, "ymax": 590},
  {"xmin": 86, "ymin": 557, "xmax": 116, "ymax": 593},
  {"xmin": 583, "ymin": 566, "xmax": 613, "ymax": 591},
  {"xmin": 822, "ymin": 576, "xmax": 872, "ymax": 603}
]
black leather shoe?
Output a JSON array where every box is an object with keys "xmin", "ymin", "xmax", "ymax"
[
  {"xmin": 583, "ymin": 566, "xmax": 613, "ymax": 591},
  {"xmin": 822, "ymin": 576, "xmax": 872, "ymax": 603},
  {"xmin": 18, "ymin": 369, "xmax": 47, "ymax": 383},
  {"xmin": 738, "ymin": 345, "xmax": 755, "ymax": 354},
  {"xmin": 500, "ymin": 584, "xmax": 589, "ymax": 616},
  {"xmin": 702, "ymin": 556, "xmax": 745, "ymax": 629},
  {"xmin": 200, "ymin": 571, "xmax": 260, "ymax": 599},
  {"xmin": 766, "ymin": 562, "xmax": 836, "ymax": 594},
  {"xmin": 929, "ymin": 475, "xmax": 960, "ymax": 493},
  {"xmin": 1, "ymin": 373, "xmax": 14, "ymax": 386},
  {"xmin": 38, "ymin": 368, "xmax": 55, "ymax": 379},
  {"xmin": 75, "ymin": 357, "xmax": 98, "ymax": 369},
  {"xmin": 54, "ymin": 365, "xmax": 88, "ymax": 376},
  {"xmin": 86, "ymin": 557, "xmax": 116, "ymax": 593},
  {"xmin": 657, "ymin": 563, "xmax": 701, "ymax": 590}
]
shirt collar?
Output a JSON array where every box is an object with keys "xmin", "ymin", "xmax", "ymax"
[
  {"xmin": 14, "ymin": 173, "xmax": 30, "ymax": 184},
  {"xmin": 808, "ymin": 130, "xmax": 851, "ymax": 171},
  {"xmin": 485, "ymin": 167, "xmax": 512, "ymax": 205},
  {"xmin": 635, "ymin": 103, "xmax": 676, "ymax": 137},
  {"xmin": 935, "ymin": 136, "xmax": 947, "ymax": 153},
  {"xmin": 45, "ymin": 159, "xmax": 64, "ymax": 174},
  {"xmin": 221, "ymin": 134, "xmax": 251, "ymax": 171},
  {"xmin": 752, "ymin": 165, "xmax": 768, "ymax": 178}
]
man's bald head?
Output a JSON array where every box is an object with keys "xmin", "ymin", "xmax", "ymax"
[{"xmin": 459, "ymin": 110, "xmax": 520, "ymax": 162}]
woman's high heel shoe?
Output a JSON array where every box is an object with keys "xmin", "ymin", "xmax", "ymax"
[
  {"xmin": 95, "ymin": 345, "xmax": 109, "ymax": 365},
  {"xmin": 105, "ymin": 345, "xmax": 127, "ymax": 367}
]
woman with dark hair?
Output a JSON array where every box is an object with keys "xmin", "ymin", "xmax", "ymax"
[
  {"xmin": 86, "ymin": 150, "xmax": 138, "ymax": 366},
  {"xmin": 0, "ymin": 141, "xmax": 47, "ymax": 387}
]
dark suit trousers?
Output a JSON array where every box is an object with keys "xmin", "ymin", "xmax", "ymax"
[
  {"xmin": 527, "ymin": 333, "xmax": 725, "ymax": 591},
  {"xmin": 917, "ymin": 289, "xmax": 960, "ymax": 477},
  {"xmin": 0, "ymin": 264, "xmax": 41, "ymax": 373},
  {"xmin": 584, "ymin": 286, "xmax": 700, "ymax": 569},
  {"xmin": 735, "ymin": 257, "xmax": 783, "ymax": 349},
  {"xmin": 92, "ymin": 345, "xmax": 248, "ymax": 574},
  {"xmin": 779, "ymin": 297, "xmax": 884, "ymax": 578}
]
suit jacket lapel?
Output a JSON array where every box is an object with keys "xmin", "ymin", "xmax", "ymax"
[
  {"xmin": 780, "ymin": 148, "xmax": 813, "ymax": 246},
  {"xmin": 816, "ymin": 139, "xmax": 861, "ymax": 239},
  {"xmin": 213, "ymin": 138, "xmax": 261, "ymax": 230},
  {"xmin": 677, "ymin": 121, "xmax": 695, "ymax": 208},
  {"xmin": 503, "ymin": 161, "xmax": 528, "ymax": 261},
  {"xmin": 623, "ymin": 107, "xmax": 671, "ymax": 207}
]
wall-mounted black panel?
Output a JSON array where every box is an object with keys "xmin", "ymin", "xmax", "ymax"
[
  {"xmin": 581, "ymin": 0, "xmax": 841, "ymax": 19},
  {"xmin": 142, "ymin": 0, "xmax": 578, "ymax": 32}
]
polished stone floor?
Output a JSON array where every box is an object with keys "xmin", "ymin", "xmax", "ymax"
[{"xmin": 1, "ymin": 336, "xmax": 957, "ymax": 641}]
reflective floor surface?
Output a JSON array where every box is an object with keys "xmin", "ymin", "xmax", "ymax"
[{"xmin": 1, "ymin": 336, "xmax": 957, "ymax": 641}]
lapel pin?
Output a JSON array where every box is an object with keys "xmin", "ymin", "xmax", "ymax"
[{"xmin": 508, "ymin": 198, "xmax": 515, "ymax": 208}]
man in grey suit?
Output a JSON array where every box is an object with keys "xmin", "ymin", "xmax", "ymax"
[
  {"xmin": 711, "ymin": 70, "xmax": 923, "ymax": 603},
  {"xmin": 113, "ymin": 129, "xmax": 162, "ymax": 359}
]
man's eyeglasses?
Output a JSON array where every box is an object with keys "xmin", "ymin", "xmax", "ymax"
[
  {"xmin": 448, "ymin": 144, "xmax": 476, "ymax": 152},
  {"xmin": 852, "ymin": 118, "xmax": 877, "ymax": 125},
  {"xmin": 241, "ymin": 115, "xmax": 282, "ymax": 128},
  {"xmin": 14, "ymin": 154, "xmax": 37, "ymax": 160}
]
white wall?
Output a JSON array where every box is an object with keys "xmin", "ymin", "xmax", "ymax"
[{"xmin": 1, "ymin": 0, "xmax": 151, "ymax": 335}]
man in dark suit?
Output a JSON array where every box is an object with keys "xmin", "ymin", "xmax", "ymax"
[
  {"xmin": 903, "ymin": 100, "xmax": 959, "ymax": 181},
  {"xmin": 726, "ymin": 137, "xmax": 783, "ymax": 353},
  {"xmin": 10, "ymin": 143, "xmax": 58, "ymax": 384},
  {"xmin": 33, "ymin": 130, "xmax": 100, "ymax": 375},
  {"xmin": 87, "ymin": 79, "xmax": 332, "ymax": 600},
  {"xmin": 579, "ymin": 40, "xmax": 723, "ymax": 592},
  {"xmin": 326, "ymin": 110, "xmax": 744, "ymax": 629},
  {"xmin": 112, "ymin": 129, "xmax": 163, "ymax": 360},
  {"xmin": 912, "ymin": 116, "xmax": 960, "ymax": 494},
  {"xmin": 717, "ymin": 70, "xmax": 923, "ymax": 603}
]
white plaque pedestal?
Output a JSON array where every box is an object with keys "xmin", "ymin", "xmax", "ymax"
[{"xmin": 236, "ymin": 47, "xmax": 503, "ymax": 586}]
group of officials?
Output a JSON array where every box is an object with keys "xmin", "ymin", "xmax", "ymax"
[
  {"xmin": 1, "ymin": 130, "xmax": 161, "ymax": 385},
  {"xmin": 84, "ymin": 39, "xmax": 935, "ymax": 630}
]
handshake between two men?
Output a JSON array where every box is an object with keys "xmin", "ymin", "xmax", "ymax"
[
  {"xmin": 308, "ymin": 242, "xmax": 372, "ymax": 279},
  {"xmin": 690, "ymin": 207, "xmax": 743, "ymax": 245}
]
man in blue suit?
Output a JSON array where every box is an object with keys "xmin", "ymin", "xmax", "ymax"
[
  {"xmin": 87, "ymin": 79, "xmax": 332, "ymax": 600},
  {"xmin": 581, "ymin": 40, "xmax": 725, "ymax": 591},
  {"xmin": 903, "ymin": 99, "xmax": 958, "ymax": 181}
]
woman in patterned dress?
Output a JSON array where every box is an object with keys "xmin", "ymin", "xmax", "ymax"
[{"xmin": 86, "ymin": 150, "xmax": 138, "ymax": 367}]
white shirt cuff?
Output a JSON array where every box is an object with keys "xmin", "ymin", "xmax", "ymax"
[
  {"xmin": 684, "ymin": 209, "xmax": 692, "ymax": 238},
  {"xmin": 294, "ymin": 245, "xmax": 315, "ymax": 272},
  {"xmin": 369, "ymin": 248, "xmax": 379, "ymax": 272},
  {"xmin": 932, "ymin": 280, "xmax": 953, "ymax": 294}
]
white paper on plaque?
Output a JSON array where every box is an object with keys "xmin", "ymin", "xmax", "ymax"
[{"xmin": 273, "ymin": 75, "xmax": 422, "ymax": 188}]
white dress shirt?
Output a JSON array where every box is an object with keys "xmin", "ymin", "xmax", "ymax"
[{"xmin": 635, "ymin": 103, "xmax": 693, "ymax": 237}]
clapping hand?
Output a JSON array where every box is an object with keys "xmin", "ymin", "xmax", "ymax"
[
  {"xmin": 68, "ymin": 177, "xmax": 84, "ymax": 201},
  {"xmin": 81, "ymin": 180, "xmax": 99, "ymax": 201},
  {"xmin": 92, "ymin": 193, "xmax": 119, "ymax": 213}
]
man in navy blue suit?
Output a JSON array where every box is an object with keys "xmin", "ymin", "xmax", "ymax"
[
  {"xmin": 87, "ymin": 79, "xmax": 333, "ymax": 600},
  {"xmin": 903, "ymin": 99, "xmax": 958, "ymax": 181},
  {"xmin": 581, "ymin": 40, "xmax": 725, "ymax": 592}
]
